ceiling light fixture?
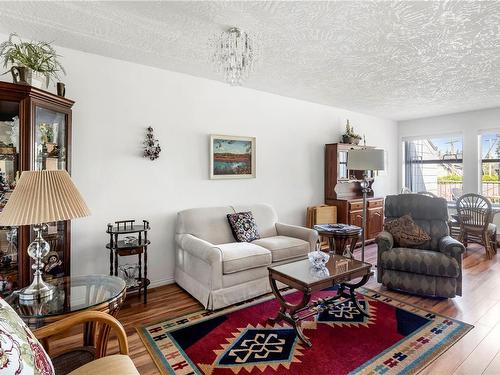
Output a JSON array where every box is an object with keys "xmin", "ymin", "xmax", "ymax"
[{"xmin": 210, "ymin": 27, "xmax": 259, "ymax": 86}]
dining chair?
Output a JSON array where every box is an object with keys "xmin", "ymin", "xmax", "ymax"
[{"xmin": 456, "ymin": 193, "xmax": 497, "ymax": 259}]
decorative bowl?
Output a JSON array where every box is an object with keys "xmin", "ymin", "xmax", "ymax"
[{"xmin": 308, "ymin": 251, "xmax": 330, "ymax": 269}]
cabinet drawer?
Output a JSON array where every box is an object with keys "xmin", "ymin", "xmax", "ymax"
[
  {"xmin": 368, "ymin": 199, "xmax": 384, "ymax": 208},
  {"xmin": 349, "ymin": 201, "xmax": 364, "ymax": 210}
]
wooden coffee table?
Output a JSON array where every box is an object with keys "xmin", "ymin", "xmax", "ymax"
[{"xmin": 268, "ymin": 255, "xmax": 372, "ymax": 347}]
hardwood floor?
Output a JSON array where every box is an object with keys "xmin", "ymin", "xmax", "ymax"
[{"xmin": 47, "ymin": 243, "xmax": 500, "ymax": 374}]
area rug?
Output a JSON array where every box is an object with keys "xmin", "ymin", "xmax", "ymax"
[{"xmin": 137, "ymin": 287, "xmax": 472, "ymax": 375}]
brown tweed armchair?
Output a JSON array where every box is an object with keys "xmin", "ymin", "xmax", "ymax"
[{"xmin": 376, "ymin": 194, "xmax": 465, "ymax": 298}]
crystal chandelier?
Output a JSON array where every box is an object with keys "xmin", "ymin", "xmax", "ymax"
[{"xmin": 211, "ymin": 27, "xmax": 259, "ymax": 86}]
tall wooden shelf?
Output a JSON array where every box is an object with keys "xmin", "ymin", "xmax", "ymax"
[
  {"xmin": 0, "ymin": 81, "xmax": 74, "ymax": 296},
  {"xmin": 325, "ymin": 143, "xmax": 384, "ymax": 242}
]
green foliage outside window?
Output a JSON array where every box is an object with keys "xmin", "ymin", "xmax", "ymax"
[{"xmin": 437, "ymin": 174, "xmax": 500, "ymax": 182}]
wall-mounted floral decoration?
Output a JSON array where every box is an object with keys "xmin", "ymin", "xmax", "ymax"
[{"xmin": 143, "ymin": 126, "xmax": 161, "ymax": 160}]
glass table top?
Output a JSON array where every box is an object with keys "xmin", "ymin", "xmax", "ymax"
[
  {"xmin": 5, "ymin": 275, "xmax": 126, "ymax": 319},
  {"xmin": 269, "ymin": 255, "xmax": 371, "ymax": 286}
]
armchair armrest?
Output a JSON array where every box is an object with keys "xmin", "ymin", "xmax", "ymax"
[
  {"xmin": 376, "ymin": 231, "xmax": 394, "ymax": 252},
  {"xmin": 176, "ymin": 234, "xmax": 222, "ymax": 264},
  {"xmin": 35, "ymin": 311, "xmax": 129, "ymax": 357},
  {"xmin": 275, "ymin": 222, "xmax": 318, "ymax": 251},
  {"xmin": 439, "ymin": 236, "xmax": 465, "ymax": 258},
  {"xmin": 376, "ymin": 231, "xmax": 393, "ymax": 282}
]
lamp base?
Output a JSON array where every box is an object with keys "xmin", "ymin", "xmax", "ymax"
[
  {"xmin": 19, "ymin": 224, "xmax": 54, "ymax": 304},
  {"xmin": 18, "ymin": 278, "xmax": 54, "ymax": 303}
]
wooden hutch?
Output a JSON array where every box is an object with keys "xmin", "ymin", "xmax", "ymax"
[
  {"xmin": 325, "ymin": 143, "xmax": 384, "ymax": 242},
  {"xmin": 0, "ymin": 81, "xmax": 74, "ymax": 297}
]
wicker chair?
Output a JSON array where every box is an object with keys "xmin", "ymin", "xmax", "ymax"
[
  {"xmin": 35, "ymin": 311, "xmax": 139, "ymax": 374},
  {"xmin": 456, "ymin": 193, "xmax": 497, "ymax": 259}
]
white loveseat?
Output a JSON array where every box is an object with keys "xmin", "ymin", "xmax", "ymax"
[{"xmin": 175, "ymin": 204, "xmax": 318, "ymax": 309}]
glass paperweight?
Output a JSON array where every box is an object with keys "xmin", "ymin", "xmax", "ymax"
[{"xmin": 308, "ymin": 250, "xmax": 330, "ymax": 269}]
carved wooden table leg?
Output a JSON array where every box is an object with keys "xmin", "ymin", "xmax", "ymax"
[
  {"xmin": 347, "ymin": 234, "xmax": 359, "ymax": 259},
  {"xmin": 268, "ymin": 275, "xmax": 313, "ymax": 347},
  {"xmin": 338, "ymin": 274, "xmax": 371, "ymax": 316}
]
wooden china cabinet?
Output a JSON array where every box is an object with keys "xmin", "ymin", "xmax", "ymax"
[
  {"xmin": 325, "ymin": 143, "xmax": 384, "ymax": 242},
  {"xmin": 0, "ymin": 81, "xmax": 74, "ymax": 297}
]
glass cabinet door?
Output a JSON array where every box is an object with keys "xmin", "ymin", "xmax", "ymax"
[
  {"xmin": 0, "ymin": 100, "xmax": 20, "ymax": 296},
  {"xmin": 338, "ymin": 150, "xmax": 348, "ymax": 180},
  {"xmin": 32, "ymin": 105, "xmax": 70, "ymax": 283},
  {"xmin": 34, "ymin": 106, "xmax": 67, "ymax": 171}
]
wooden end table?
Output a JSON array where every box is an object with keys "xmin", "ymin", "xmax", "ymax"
[
  {"xmin": 268, "ymin": 255, "xmax": 372, "ymax": 347},
  {"xmin": 314, "ymin": 224, "xmax": 362, "ymax": 258}
]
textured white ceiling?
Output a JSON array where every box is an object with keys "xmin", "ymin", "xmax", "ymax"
[{"xmin": 1, "ymin": 1, "xmax": 500, "ymax": 120}]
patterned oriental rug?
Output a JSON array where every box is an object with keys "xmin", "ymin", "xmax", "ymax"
[{"xmin": 137, "ymin": 287, "xmax": 472, "ymax": 375}]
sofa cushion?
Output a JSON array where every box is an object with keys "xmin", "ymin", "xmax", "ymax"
[
  {"xmin": 0, "ymin": 298, "xmax": 55, "ymax": 375},
  {"xmin": 252, "ymin": 236, "xmax": 309, "ymax": 262},
  {"xmin": 218, "ymin": 243, "xmax": 271, "ymax": 274},
  {"xmin": 380, "ymin": 247, "xmax": 460, "ymax": 278},
  {"xmin": 68, "ymin": 355, "xmax": 139, "ymax": 375},
  {"xmin": 385, "ymin": 214, "xmax": 431, "ymax": 247},
  {"xmin": 176, "ymin": 206, "xmax": 235, "ymax": 245},
  {"xmin": 227, "ymin": 211, "xmax": 260, "ymax": 242}
]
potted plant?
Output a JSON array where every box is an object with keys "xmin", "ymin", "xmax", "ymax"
[
  {"xmin": 0, "ymin": 33, "xmax": 65, "ymax": 89},
  {"xmin": 341, "ymin": 120, "xmax": 362, "ymax": 145}
]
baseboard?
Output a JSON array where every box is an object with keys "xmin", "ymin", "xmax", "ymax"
[{"xmin": 149, "ymin": 277, "xmax": 175, "ymax": 289}]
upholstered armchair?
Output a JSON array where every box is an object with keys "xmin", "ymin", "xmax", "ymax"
[{"xmin": 376, "ymin": 194, "xmax": 465, "ymax": 298}]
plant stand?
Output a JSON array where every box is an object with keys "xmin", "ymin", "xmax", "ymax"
[{"xmin": 106, "ymin": 220, "xmax": 150, "ymax": 304}]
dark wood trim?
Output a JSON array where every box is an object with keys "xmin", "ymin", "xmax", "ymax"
[{"xmin": 0, "ymin": 82, "xmax": 74, "ymax": 293}]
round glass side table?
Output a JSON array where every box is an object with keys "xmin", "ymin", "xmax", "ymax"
[
  {"xmin": 6, "ymin": 275, "xmax": 126, "ymax": 328},
  {"xmin": 5, "ymin": 275, "xmax": 126, "ymax": 374}
]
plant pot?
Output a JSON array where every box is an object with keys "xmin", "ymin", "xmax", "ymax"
[
  {"xmin": 10, "ymin": 67, "xmax": 47, "ymax": 89},
  {"xmin": 342, "ymin": 135, "xmax": 361, "ymax": 145}
]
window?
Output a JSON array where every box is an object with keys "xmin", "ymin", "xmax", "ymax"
[
  {"xmin": 481, "ymin": 132, "xmax": 500, "ymax": 203},
  {"xmin": 403, "ymin": 136, "xmax": 463, "ymax": 201}
]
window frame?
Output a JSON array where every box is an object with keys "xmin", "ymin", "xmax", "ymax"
[
  {"xmin": 479, "ymin": 130, "xmax": 500, "ymax": 203},
  {"xmin": 401, "ymin": 133, "xmax": 464, "ymax": 202}
]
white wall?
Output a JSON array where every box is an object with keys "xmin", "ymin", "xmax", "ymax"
[{"xmin": 1, "ymin": 38, "xmax": 398, "ymax": 287}]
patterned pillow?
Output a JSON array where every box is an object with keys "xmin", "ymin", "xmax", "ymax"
[
  {"xmin": 384, "ymin": 214, "xmax": 431, "ymax": 247},
  {"xmin": 0, "ymin": 298, "xmax": 54, "ymax": 374},
  {"xmin": 227, "ymin": 211, "xmax": 260, "ymax": 242}
]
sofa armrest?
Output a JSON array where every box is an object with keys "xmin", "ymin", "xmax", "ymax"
[
  {"xmin": 176, "ymin": 234, "xmax": 222, "ymax": 265},
  {"xmin": 275, "ymin": 222, "xmax": 318, "ymax": 251},
  {"xmin": 439, "ymin": 236, "xmax": 465, "ymax": 259},
  {"xmin": 376, "ymin": 231, "xmax": 394, "ymax": 253}
]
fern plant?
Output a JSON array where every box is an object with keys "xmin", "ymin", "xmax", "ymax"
[{"xmin": 0, "ymin": 33, "xmax": 65, "ymax": 84}]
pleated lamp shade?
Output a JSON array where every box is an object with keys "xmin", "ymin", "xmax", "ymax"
[
  {"xmin": 0, "ymin": 170, "xmax": 90, "ymax": 226},
  {"xmin": 347, "ymin": 149, "xmax": 386, "ymax": 171}
]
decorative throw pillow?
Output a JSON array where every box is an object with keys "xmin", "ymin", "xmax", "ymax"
[
  {"xmin": 227, "ymin": 211, "xmax": 260, "ymax": 242},
  {"xmin": 0, "ymin": 298, "xmax": 54, "ymax": 374},
  {"xmin": 384, "ymin": 214, "xmax": 431, "ymax": 247}
]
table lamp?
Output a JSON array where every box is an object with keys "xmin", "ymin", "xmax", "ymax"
[
  {"xmin": 347, "ymin": 148, "xmax": 385, "ymax": 261},
  {"xmin": 0, "ymin": 170, "xmax": 90, "ymax": 301}
]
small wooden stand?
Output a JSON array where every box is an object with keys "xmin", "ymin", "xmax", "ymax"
[{"xmin": 106, "ymin": 220, "xmax": 150, "ymax": 304}]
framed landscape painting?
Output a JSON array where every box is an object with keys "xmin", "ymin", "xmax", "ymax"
[{"xmin": 210, "ymin": 135, "xmax": 256, "ymax": 179}]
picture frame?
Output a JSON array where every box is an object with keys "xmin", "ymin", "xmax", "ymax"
[{"xmin": 210, "ymin": 134, "xmax": 256, "ymax": 179}]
